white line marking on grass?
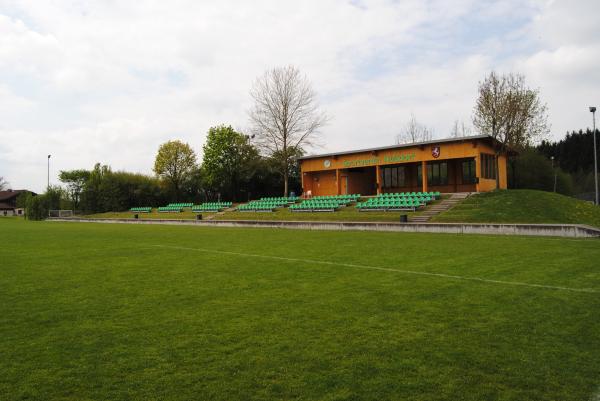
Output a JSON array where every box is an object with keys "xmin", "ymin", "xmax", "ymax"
[{"xmin": 150, "ymin": 245, "xmax": 600, "ymax": 294}]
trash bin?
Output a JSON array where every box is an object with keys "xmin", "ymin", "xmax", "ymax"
[
  {"xmin": 400, "ymin": 214, "xmax": 408, "ymax": 223},
  {"xmin": 196, "ymin": 214, "xmax": 202, "ymax": 220},
  {"xmin": 134, "ymin": 214, "xmax": 139, "ymax": 219}
]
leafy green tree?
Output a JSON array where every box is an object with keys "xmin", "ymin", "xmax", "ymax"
[
  {"xmin": 202, "ymin": 125, "xmax": 259, "ymax": 201},
  {"xmin": 80, "ymin": 163, "xmax": 111, "ymax": 212},
  {"xmin": 181, "ymin": 166, "xmax": 205, "ymax": 203},
  {"xmin": 153, "ymin": 140, "xmax": 197, "ymax": 199},
  {"xmin": 473, "ymin": 71, "xmax": 549, "ymax": 189},
  {"xmin": 25, "ymin": 194, "xmax": 47, "ymax": 220},
  {"xmin": 45, "ymin": 185, "xmax": 65, "ymax": 211},
  {"xmin": 59, "ymin": 169, "xmax": 90, "ymax": 210},
  {"xmin": 63, "ymin": 163, "xmax": 168, "ymax": 213},
  {"xmin": 537, "ymin": 129, "xmax": 599, "ymax": 194},
  {"xmin": 509, "ymin": 148, "xmax": 573, "ymax": 195},
  {"xmin": 16, "ymin": 192, "xmax": 29, "ymax": 209},
  {"xmin": 22, "ymin": 186, "xmax": 65, "ymax": 220}
]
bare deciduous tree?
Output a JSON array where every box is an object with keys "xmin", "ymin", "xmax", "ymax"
[
  {"xmin": 450, "ymin": 120, "xmax": 474, "ymax": 138},
  {"xmin": 0, "ymin": 176, "xmax": 8, "ymax": 191},
  {"xmin": 395, "ymin": 113, "xmax": 433, "ymax": 144},
  {"xmin": 473, "ymin": 71, "xmax": 549, "ymax": 188},
  {"xmin": 249, "ymin": 65, "xmax": 328, "ymax": 196}
]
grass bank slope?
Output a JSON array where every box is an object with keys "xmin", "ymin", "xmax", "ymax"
[{"xmin": 433, "ymin": 189, "xmax": 600, "ymax": 227}]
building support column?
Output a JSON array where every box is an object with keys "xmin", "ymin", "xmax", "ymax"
[
  {"xmin": 335, "ymin": 169, "xmax": 340, "ymax": 195},
  {"xmin": 475, "ymin": 155, "xmax": 481, "ymax": 192},
  {"xmin": 375, "ymin": 165, "xmax": 381, "ymax": 195},
  {"xmin": 421, "ymin": 160, "xmax": 428, "ymax": 193},
  {"xmin": 454, "ymin": 159, "xmax": 458, "ymax": 193},
  {"xmin": 301, "ymin": 172, "xmax": 306, "ymax": 197}
]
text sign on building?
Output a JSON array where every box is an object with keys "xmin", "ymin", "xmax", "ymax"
[{"xmin": 342, "ymin": 153, "xmax": 416, "ymax": 168}]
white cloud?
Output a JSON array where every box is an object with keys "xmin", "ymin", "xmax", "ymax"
[{"xmin": 0, "ymin": 0, "xmax": 598, "ymax": 191}]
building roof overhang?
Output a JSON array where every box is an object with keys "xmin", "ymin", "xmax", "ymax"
[{"xmin": 297, "ymin": 134, "xmax": 513, "ymax": 161}]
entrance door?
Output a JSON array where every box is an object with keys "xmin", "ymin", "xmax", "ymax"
[{"xmin": 341, "ymin": 176, "xmax": 348, "ymax": 194}]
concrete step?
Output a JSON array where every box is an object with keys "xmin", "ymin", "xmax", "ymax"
[{"xmin": 412, "ymin": 192, "xmax": 471, "ymax": 222}]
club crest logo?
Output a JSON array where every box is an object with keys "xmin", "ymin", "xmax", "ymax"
[
  {"xmin": 324, "ymin": 159, "xmax": 331, "ymax": 168},
  {"xmin": 431, "ymin": 146, "xmax": 440, "ymax": 158}
]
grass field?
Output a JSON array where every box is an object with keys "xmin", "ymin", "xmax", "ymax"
[
  {"xmin": 1, "ymin": 218, "xmax": 599, "ymax": 400},
  {"xmin": 433, "ymin": 189, "xmax": 600, "ymax": 227}
]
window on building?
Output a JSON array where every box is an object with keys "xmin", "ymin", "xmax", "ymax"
[
  {"xmin": 480, "ymin": 153, "xmax": 497, "ymax": 179},
  {"xmin": 399, "ymin": 167, "xmax": 406, "ymax": 187},
  {"xmin": 427, "ymin": 162, "xmax": 448, "ymax": 186},
  {"xmin": 381, "ymin": 166, "xmax": 407, "ymax": 188},
  {"xmin": 462, "ymin": 159, "xmax": 476, "ymax": 184},
  {"xmin": 383, "ymin": 167, "xmax": 391, "ymax": 188}
]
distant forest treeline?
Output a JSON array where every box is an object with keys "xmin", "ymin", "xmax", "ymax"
[{"xmin": 509, "ymin": 129, "xmax": 598, "ymax": 198}]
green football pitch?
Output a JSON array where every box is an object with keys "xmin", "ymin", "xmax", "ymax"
[{"xmin": 1, "ymin": 218, "xmax": 599, "ymax": 401}]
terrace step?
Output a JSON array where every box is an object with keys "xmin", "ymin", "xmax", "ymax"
[
  {"xmin": 409, "ymin": 192, "xmax": 470, "ymax": 223},
  {"xmin": 202, "ymin": 206, "xmax": 237, "ymax": 220}
]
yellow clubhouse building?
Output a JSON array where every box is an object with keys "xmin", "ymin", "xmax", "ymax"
[{"xmin": 298, "ymin": 135, "xmax": 509, "ymax": 196}]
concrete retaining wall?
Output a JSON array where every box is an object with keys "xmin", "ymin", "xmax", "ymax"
[{"xmin": 47, "ymin": 218, "xmax": 600, "ymax": 238}]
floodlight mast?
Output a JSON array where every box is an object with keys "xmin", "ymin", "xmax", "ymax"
[
  {"xmin": 47, "ymin": 154, "xmax": 51, "ymax": 190},
  {"xmin": 590, "ymin": 107, "xmax": 598, "ymax": 205}
]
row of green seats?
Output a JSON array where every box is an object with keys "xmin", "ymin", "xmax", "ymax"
[
  {"xmin": 311, "ymin": 194, "xmax": 360, "ymax": 201},
  {"xmin": 239, "ymin": 199, "xmax": 289, "ymax": 210},
  {"xmin": 256, "ymin": 200, "xmax": 289, "ymax": 205},
  {"xmin": 167, "ymin": 202, "xmax": 193, "ymax": 208},
  {"xmin": 190, "ymin": 202, "xmax": 232, "ymax": 212},
  {"xmin": 380, "ymin": 192, "xmax": 440, "ymax": 198},
  {"xmin": 356, "ymin": 200, "xmax": 421, "ymax": 210},
  {"xmin": 364, "ymin": 196, "xmax": 432, "ymax": 204},
  {"xmin": 192, "ymin": 207, "xmax": 223, "ymax": 212},
  {"xmin": 130, "ymin": 207, "xmax": 152, "ymax": 213},
  {"xmin": 359, "ymin": 199, "xmax": 424, "ymax": 206},
  {"xmin": 260, "ymin": 196, "xmax": 299, "ymax": 202},
  {"xmin": 238, "ymin": 203, "xmax": 276, "ymax": 212},
  {"xmin": 193, "ymin": 202, "xmax": 232, "ymax": 207},
  {"xmin": 290, "ymin": 200, "xmax": 344, "ymax": 211},
  {"xmin": 376, "ymin": 195, "xmax": 433, "ymax": 199},
  {"xmin": 158, "ymin": 206, "xmax": 183, "ymax": 212},
  {"xmin": 238, "ymin": 202, "xmax": 279, "ymax": 210}
]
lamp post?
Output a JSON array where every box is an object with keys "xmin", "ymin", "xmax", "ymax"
[
  {"xmin": 590, "ymin": 107, "xmax": 598, "ymax": 205},
  {"xmin": 47, "ymin": 154, "xmax": 51, "ymax": 190}
]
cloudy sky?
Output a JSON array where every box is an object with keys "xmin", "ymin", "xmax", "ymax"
[{"xmin": 1, "ymin": 0, "xmax": 599, "ymax": 192}]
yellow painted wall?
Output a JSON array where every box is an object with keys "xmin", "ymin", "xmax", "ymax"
[
  {"xmin": 300, "ymin": 138, "xmax": 509, "ymax": 194},
  {"xmin": 477, "ymin": 154, "xmax": 508, "ymax": 191},
  {"xmin": 304, "ymin": 170, "xmax": 337, "ymax": 196},
  {"xmin": 498, "ymin": 154, "xmax": 508, "ymax": 189},
  {"xmin": 301, "ymin": 140, "xmax": 491, "ymax": 172}
]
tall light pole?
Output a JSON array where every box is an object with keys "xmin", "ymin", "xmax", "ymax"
[
  {"xmin": 47, "ymin": 154, "xmax": 51, "ymax": 190},
  {"xmin": 590, "ymin": 107, "xmax": 598, "ymax": 205}
]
